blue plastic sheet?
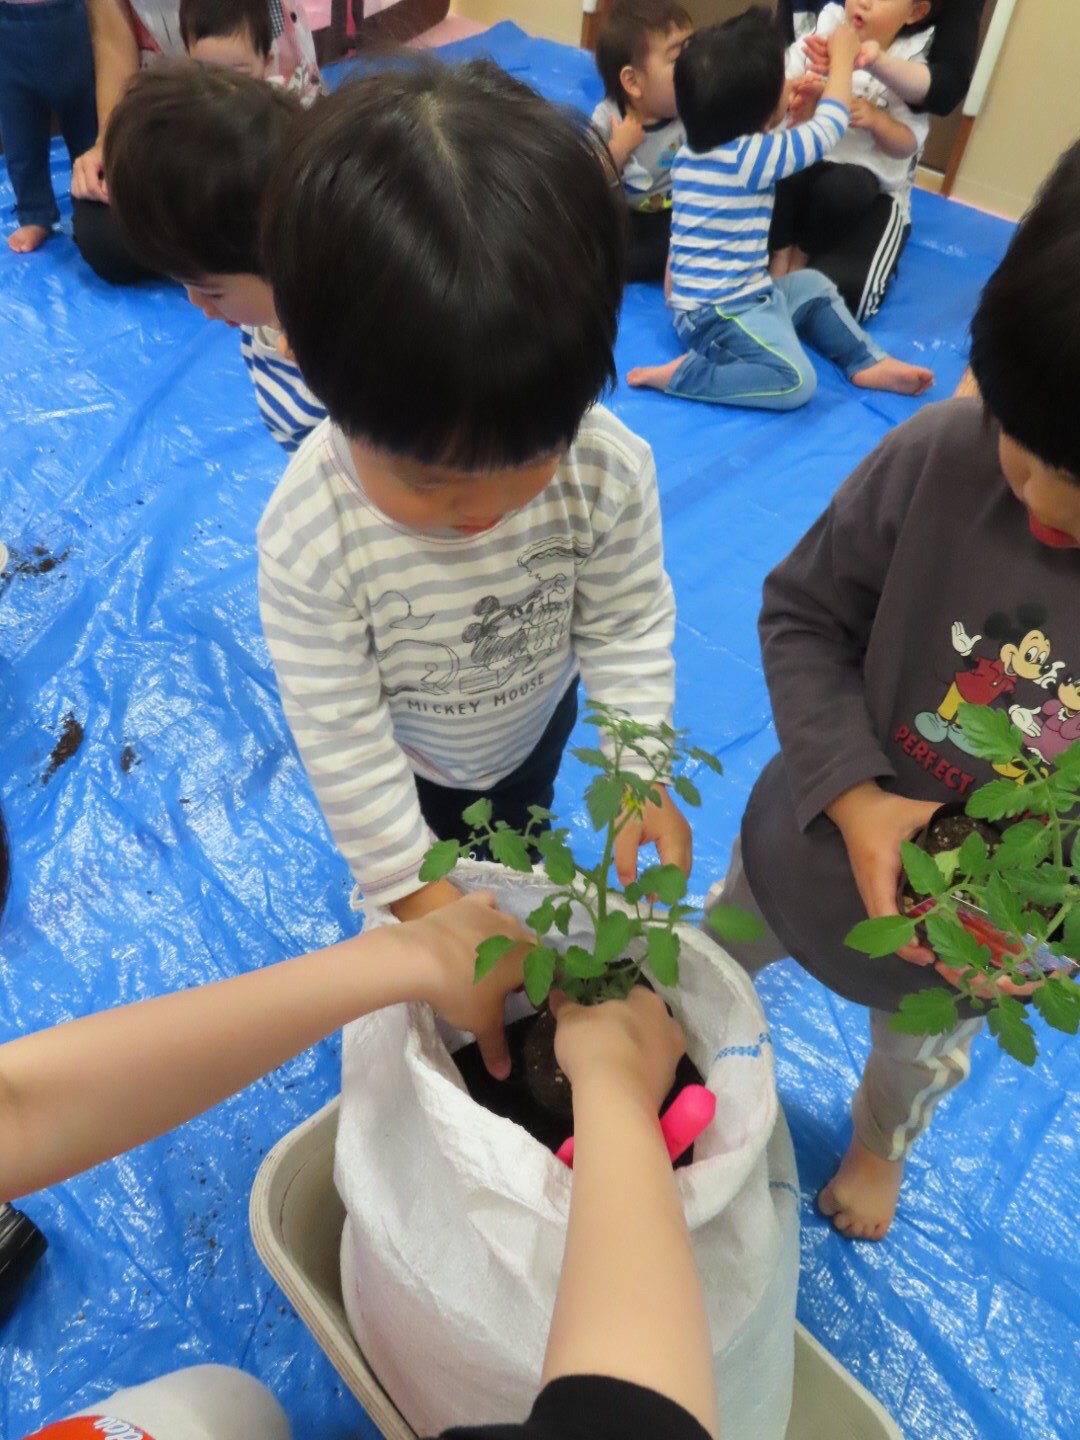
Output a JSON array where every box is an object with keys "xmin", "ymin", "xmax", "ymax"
[{"xmin": 1, "ymin": 21, "xmax": 1076, "ymax": 1440}]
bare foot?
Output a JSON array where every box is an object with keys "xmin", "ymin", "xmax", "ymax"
[
  {"xmin": 817, "ymin": 1134, "xmax": 903, "ymax": 1241},
  {"xmin": 8, "ymin": 224, "xmax": 51, "ymax": 254},
  {"xmin": 627, "ymin": 355, "xmax": 686, "ymax": 391},
  {"xmin": 852, "ymin": 357, "xmax": 934, "ymax": 397}
]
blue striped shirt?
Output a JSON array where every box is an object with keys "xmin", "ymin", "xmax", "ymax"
[
  {"xmin": 240, "ymin": 325, "xmax": 326, "ymax": 453},
  {"xmin": 668, "ymin": 99, "xmax": 848, "ymax": 312}
]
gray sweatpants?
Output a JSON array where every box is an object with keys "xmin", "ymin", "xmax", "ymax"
[{"xmin": 706, "ymin": 837, "xmax": 982, "ymax": 1162}]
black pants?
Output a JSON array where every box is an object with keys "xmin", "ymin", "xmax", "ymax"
[
  {"xmin": 73, "ymin": 199, "xmax": 161, "ymax": 286},
  {"xmin": 415, "ymin": 682, "xmax": 578, "ymax": 847},
  {"xmin": 627, "ymin": 205, "xmax": 671, "ymax": 285},
  {"xmin": 771, "ymin": 161, "xmax": 910, "ymax": 322}
]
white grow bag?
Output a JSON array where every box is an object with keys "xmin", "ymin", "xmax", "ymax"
[{"xmin": 335, "ymin": 860, "xmax": 800, "ymax": 1438}]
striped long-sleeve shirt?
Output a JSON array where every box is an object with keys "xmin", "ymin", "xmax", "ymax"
[
  {"xmin": 668, "ymin": 99, "xmax": 848, "ymax": 312},
  {"xmin": 257, "ymin": 407, "xmax": 676, "ymax": 907},
  {"xmin": 240, "ymin": 325, "xmax": 327, "ymax": 453}
]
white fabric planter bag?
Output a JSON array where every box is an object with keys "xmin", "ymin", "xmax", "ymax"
[{"xmin": 336, "ymin": 859, "xmax": 799, "ymax": 1439}]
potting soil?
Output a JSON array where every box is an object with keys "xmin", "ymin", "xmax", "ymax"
[{"xmin": 1, "ymin": 20, "xmax": 1076, "ymax": 1440}]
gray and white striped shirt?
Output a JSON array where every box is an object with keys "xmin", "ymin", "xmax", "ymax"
[{"xmin": 257, "ymin": 406, "xmax": 676, "ymax": 906}]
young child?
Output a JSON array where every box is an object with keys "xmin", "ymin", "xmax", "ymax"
[
  {"xmin": 179, "ymin": 0, "xmax": 274, "ymax": 80},
  {"xmin": 773, "ymin": 0, "xmax": 941, "ymax": 321},
  {"xmin": 705, "ymin": 136, "xmax": 1080, "ymax": 1240},
  {"xmin": 592, "ymin": 0, "xmax": 693, "ymax": 284},
  {"xmin": 628, "ymin": 8, "xmax": 932, "ymax": 409},
  {"xmin": 103, "ymin": 65, "xmax": 325, "ymax": 453},
  {"xmin": 257, "ymin": 59, "xmax": 691, "ymax": 921},
  {"xmin": 0, "ymin": 0, "xmax": 97, "ymax": 254}
]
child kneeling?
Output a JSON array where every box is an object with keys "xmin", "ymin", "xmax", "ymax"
[
  {"xmin": 629, "ymin": 8, "xmax": 931, "ymax": 409},
  {"xmin": 706, "ymin": 137, "xmax": 1080, "ymax": 1238}
]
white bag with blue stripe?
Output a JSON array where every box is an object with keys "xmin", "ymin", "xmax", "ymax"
[{"xmin": 335, "ymin": 859, "xmax": 799, "ymax": 1439}]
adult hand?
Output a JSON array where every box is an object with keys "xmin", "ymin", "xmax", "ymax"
[
  {"xmin": 409, "ymin": 890, "xmax": 530, "ymax": 1078},
  {"xmin": 613, "ymin": 784, "xmax": 692, "ymax": 888},
  {"xmin": 827, "ymin": 781, "xmax": 940, "ymax": 965},
  {"xmin": 802, "ymin": 32, "xmax": 831, "ymax": 76},
  {"xmin": 552, "ymin": 985, "xmax": 685, "ymax": 1111},
  {"xmin": 72, "ymin": 142, "xmax": 109, "ymax": 203}
]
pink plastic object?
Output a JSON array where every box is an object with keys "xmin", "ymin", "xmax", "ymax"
[{"xmin": 555, "ymin": 1084, "xmax": 716, "ymax": 1169}]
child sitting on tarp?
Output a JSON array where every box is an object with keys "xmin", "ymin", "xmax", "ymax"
[
  {"xmin": 772, "ymin": 0, "xmax": 941, "ymax": 321},
  {"xmin": 104, "ymin": 65, "xmax": 325, "ymax": 453},
  {"xmin": 591, "ymin": 0, "xmax": 693, "ymax": 283},
  {"xmin": 705, "ymin": 134, "xmax": 1080, "ymax": 1241},
  {"xmin": 627, "ymin": 7, "xmax": 932, "ymax": 409}
]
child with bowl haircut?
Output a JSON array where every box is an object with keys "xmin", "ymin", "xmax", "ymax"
[
  {"xmin": 104, "ymin": 65, "xmax": 325, "ymax": 452},
  {"xmin": 705, "ymin": 137, "xmax": 1080, "ymax": 1240},
  {"xmin": 258, "ymin": 59, "xmax": 689, "ymax": 921},
  {"xmin": 628, "ymin": 8, "xmax": 932, "ymax": 409},
  {"xmin": 179, "ymin": 0, "xmax": 274, "ymax": 80},
  {"xmin": 592, "ymin": 0, "xmax": 693, "ymax": 283}
]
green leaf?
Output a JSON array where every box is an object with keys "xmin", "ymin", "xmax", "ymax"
[
  {"xmin": 527, "ymin": 898, "xmax": 556, "ymax": 936},
  {"xmin": 523, "ymin": 946, "xmax": 557, "ymax": 1006},
  {"xmin": 1032, "ymin": 975, "xmax": 1080, "ymax": 1034},
  {"xmin": 1053, "ymin": 737, "xmax": 1080, "ymax": 779},
  {"xmin": 925, "ymin": 911, "xmax": 993, "ymax": 973},
  {"xmin": 571, "ymin": 746, "xmax": 608, "ymax": 770},
  {"xmin": 474, "ymin": 934, "xmax": 516, "ymax": 981},
  {"xmin": 673, "ymin": 774, "xmax": 702, "ymax": 808},
  {"xmin": 667, "ymin": 902, "xmax": 698, "ymax": 924},
  {"xmin": 553, "ymin": 901, "xmax": 573, "ymax": 936},
  {"xmin": 1062, "ymin": 906, "xmax": 1080, "ymax": 958},
  {"xmin": 526, "ymin": 804, "xmax": 553, "ymax": 824},
  {"xmin": 901, "ymin": 840, "xmax": 947, "ymax": 897},
  {"xmin": 690, "ymin": 746, "xmax": 724, "ymax": 774},
  {"xmin": 890, "ymin": 987, "xmax": 960, "ymax": 1036},
  {"xmin": 966, "ymin": 779, "xmax": 1040, "ymax": 822},
  {"xmin": 1006, "ymin": 867, "xmax": 1073, "ymax": 908},
  {"xmin": 594, "ymin": 910, "xmax": 633, "ymax": 967},
  {"xmin": 488, "ymin": 829, "xmax": 534, "ymax": 873},
  {"xmin": 535, "ymin": 830, "xmax": 577, "ymax": 886},
  {"xmin": 994, "ymin": 819, "xmax": 1052, "ymax": 869},
  {"xmin": 956, "ymin": 703, "xmax": 1025, "ymax": 765},
  {"xmin": 562, "ymin": 944, "xmax": 607, "ymax": 979},
  {"xmin": 585, "ymin": 773, "xmax": 625, "ymax": 831},
  {"xmin": 637, "ymin": 863, "xmax": 687, "ymax": 905},
  {"xmin": 460, "ymin": 797, "xmax": 493, "ymax": 829},
  {"xmin": 987, "ymin": 995, "xmax": 1038, "ymax": 1066},
  {"xmin": 707, "ymin": 904, "xmax": 766, "ymax": 943},
  {"xmin": 622, "ymin": 880, "xmax": 643, "ymax": 906},
  {"xmin": 982, "ymin": 873, "xmax": 1025, "ymax": 939},
  {"xmin": 845, "ymin": 914, "xmax": 918, "ymax": 958},
  {"xmin": 418, "ymin": 838, "xmax": 463, "ymax": 883},
  {"xmin": 957, "ymin": 831, "xmax": 992, "ymax": 879},
  {"xmin": 646, "ymin": 928, "xmax": 680, "ymax": 987}
]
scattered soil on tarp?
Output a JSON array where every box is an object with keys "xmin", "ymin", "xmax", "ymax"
[
  {"xmin": 119, "ymin": 745, "xmax": 140, "ymax": 773},
  {"xmin": 42, "ymin": 712, "xmax": 84, "ymax": 783},
  {"xmin": 3, "ymin": 546, "xmax": 70, "ymax": 579}
]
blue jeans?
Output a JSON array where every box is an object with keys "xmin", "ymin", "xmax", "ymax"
[
  {"xmin": 0, "ymin": 0, "xmax": 97, "ymax": 229},
  {"xmin": 668, "ymin": 270, "xmax": 886, "ymax": 410}
]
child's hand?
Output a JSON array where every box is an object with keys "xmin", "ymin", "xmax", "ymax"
[
  {"xmin": 855, "ymin": 39, "xmax": 881, "ymax": 72},
  {"xmin": 802, "ymin": 32, "xmax": 831, "ymax": 77},
  {"xmin": 552, "ymin": 986, "xmax": 685, "ymax": 1110},
  {"xmin": 826, "ymin": 781, "xmax": 940, "ymax": 965},
  {"xmin": 607, "ymin": 110, "xmax": 647, "ymax": 169},
  {"xmin": 849, "ymin": 98, "xmax": 879, "ymax": 132},
  {"xmin": 72, "ymin": 142, "xmax": 109, "ymax": 204},
  {"xmin": 827, "ymin": 23, "xmax": 861, "ymax": 71},
  {"xmin": 614, "ymin": 785, "xmax": 692, "ymax": 888},
  {"xmin": 408, "ymin": 890, "xmax": 531, "ymax": 1078},
  {"xmin": 390, "ymin": 877, "xmax": 462, "ymax": 921},
  {"xmin": 789, "ymin": 74, "xmax": 825, "ymax": 124}
]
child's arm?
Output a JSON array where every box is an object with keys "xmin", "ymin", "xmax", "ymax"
[
  {"xmin": 747, "ymin": 24, "xmax": 858, "ymax": 189},
  {"xmin": 543, "ymin": 988, "xmax": 718, "ymax": 1439},
  {"xmin": 0, "ymin": 893, "xmax": 529, "ymax": 1203},
  {"xmin": 849, "ymin": 97, "xmax": 919, "ymax": 160},
  {"xmin": 607, "ymin": 111, "xmax": 648, "ymax": 174},
  {"xmin": 73, "ymin": 0, "xmax": 140, "ymax": 202}
]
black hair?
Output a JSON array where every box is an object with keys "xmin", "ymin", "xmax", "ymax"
[
  {"xmin": 900, "ymin": 0, "xmax": 945, "ymax": 38},
  {"xmin": 675, "ymin": 8, "xmax": 784, "ymax": 153},
  {"xmin": 179, "ymin": 0, "xmax": 273, "ymax": 58},
  {"xmin": 595, "ymin": 0, "xmax": 693, "ymax": 113},
  {"xmin": 104, "ymin": 63, "xmax": 299, "ymax": 280},
  {"xmin": 970, "ymin": 137, "xmax": 1080, "ymax": 482},
  {"xmin": 261, "ymin": 58, "xmax": 625, "ymax": 469}
]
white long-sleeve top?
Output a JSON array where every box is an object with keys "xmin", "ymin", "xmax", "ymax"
[{"xmin": 257, "ymin": 407, "xmax": 676, "ymax": 907}]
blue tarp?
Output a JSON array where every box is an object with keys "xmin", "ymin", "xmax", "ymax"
[{"xmin": 1, "ymin": 21, "xmax": 1075, "ymax": 1440}]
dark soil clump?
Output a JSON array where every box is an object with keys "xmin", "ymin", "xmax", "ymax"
[
  {"xmin": 42, "ymin": 712, "xmax": 84, "ymax": 783},
  {"xmin": 4, "ymin": 546, "xmax": 70, "ymax": 579},
  {"xmin": 119, "ymin": 745, "xmax": 140, "ymax": 773}
]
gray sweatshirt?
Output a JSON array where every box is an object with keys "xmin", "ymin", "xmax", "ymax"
[{"xmin": 741, "ymin": 399, "xmax": 1080, "ymax": 1011}]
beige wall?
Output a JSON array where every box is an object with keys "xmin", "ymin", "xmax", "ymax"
[
  {"xmin": 449, "ymin": 0, "xmax": 583, "ymax": 45},
  {"xmin": 949, "ymin": 0, "xmax": 1080, "ymax": 218}
]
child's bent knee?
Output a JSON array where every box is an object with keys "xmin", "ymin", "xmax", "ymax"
[{"xmin": 775, "ymin": 365, "xmax": 817, "ymax": 409}]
